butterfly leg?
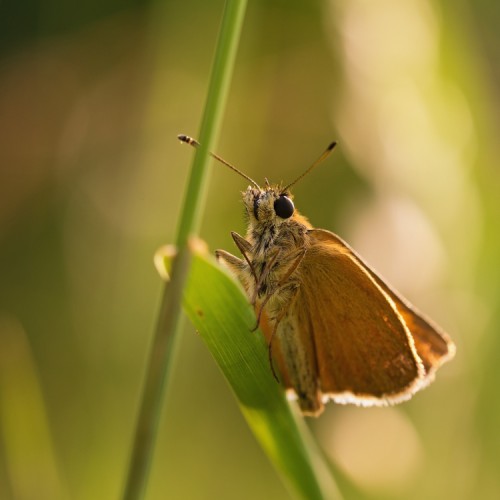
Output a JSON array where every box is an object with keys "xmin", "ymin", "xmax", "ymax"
[
  {"xmin": 250, "ymin": 247, "xmax": 281, "ymax": 307},
  {"xmin": 215, "ymin": 249, "xmax": 249, "ymax": 288},
  {"xmin": 216, "ymin": 240, "xmax": 280, "ymax": 308},
  {"xmin": 215, "ymin": 248, "xmax": 245, "ymax": 269},
  {"xmin": 267, "ymin": 306, "xmax": 289, "ymax": 383},
  {"xmin": 231, "ymin": 232, "xmax": 258, "ymax": 284},
  {"xmin": 253, "ymin": 248, "xmax": 306, "ymax": 331},
  {"xmin": 231, "ymin": 232, "xmax": 282, "ymax": 309}
]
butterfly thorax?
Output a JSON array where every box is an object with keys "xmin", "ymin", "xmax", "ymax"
[{"xmin": 241, "ymin": 185, "xmax": 312, "ymax": 310}]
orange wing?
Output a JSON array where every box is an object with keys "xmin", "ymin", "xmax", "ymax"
[
  {"xmin": 259, "ymin": 228, "xmax": 454, "ymax": 412},
  {"xmin": 309, "ymin": 230, "xmax": 455, "ymax": 380}
]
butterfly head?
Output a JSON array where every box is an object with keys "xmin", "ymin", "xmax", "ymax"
[{"xmin": 243, "ymin": 185, "xmax": 295, "ymax": 226}]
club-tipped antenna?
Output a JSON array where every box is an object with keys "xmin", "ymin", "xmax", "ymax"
[
  {"xmin": 178, "ymin": 134, "xmax": 260, "ymax": 189},
  {"xmin": 282, "ymin": 141, "xmax": 337, "ymax": 192}
]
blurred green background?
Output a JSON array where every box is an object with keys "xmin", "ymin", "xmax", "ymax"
[{"xmin": 1, "ymin": 0, "xmax": 499, "ymax": 499}]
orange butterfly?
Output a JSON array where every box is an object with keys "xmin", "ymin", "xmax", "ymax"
[{"xmin": 179, "ymin": 135, "xmax": 455, "ymax": 416}]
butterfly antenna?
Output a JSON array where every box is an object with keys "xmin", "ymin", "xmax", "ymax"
[
  {"xmin": 178, "ymin": 134, "xmax": 260, "ymax": 189},
  {"xmin": 282, "ymin": 141, "xmax": 337, "ymax": 192}
]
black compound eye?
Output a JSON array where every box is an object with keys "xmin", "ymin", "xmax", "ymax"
[{"xmin": 274, "ymin": 195, "xmax": 295, "ymax": 219}]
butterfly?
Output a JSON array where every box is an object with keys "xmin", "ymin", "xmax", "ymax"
[{"xmin": 179, "ymin": 135, "xmax": 455, "ymax": 416}]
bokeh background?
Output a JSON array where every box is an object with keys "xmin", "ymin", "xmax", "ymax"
[{"xmin": 1, "ymin": 0, "xmax": 499, "ymax": 499}]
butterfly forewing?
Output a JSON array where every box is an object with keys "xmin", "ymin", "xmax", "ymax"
[
  {"xmin": 309, "ymin": 230, "xmax": 455, "ymax": 377},
  {"xmin": 286, "ymin": 231, "xmax": 425, "ymax": 407}
]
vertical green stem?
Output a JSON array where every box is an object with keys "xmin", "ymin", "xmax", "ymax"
[{"xmin": 122, "ymin": 1, "xmax": 247, "ymax": 499}]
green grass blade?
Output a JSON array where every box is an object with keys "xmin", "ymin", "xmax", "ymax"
[
  {"xmin": 173, "ymin": 242, "xmax": 341, "ymax": 500},
  {"xmin": 176, "ymin": 0, "xmax": 248, "ymax": 245},
  {"xmin": 122, "ymin": 2, "xmax": 248, "ymax": 499}
]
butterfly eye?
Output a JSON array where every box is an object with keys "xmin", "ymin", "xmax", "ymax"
[{"xmin": 274, "ymin": 195, "xmax": 295, "ymax": 219}]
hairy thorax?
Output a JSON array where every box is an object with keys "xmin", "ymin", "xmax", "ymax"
[{"xmin": 245, "ymin": 215, "xmax": 311, "ymax": 319}]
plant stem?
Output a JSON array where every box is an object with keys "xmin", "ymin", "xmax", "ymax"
[{"xmin": 122, "ymin": 1, "xmax": 247, "ymax": 498}]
